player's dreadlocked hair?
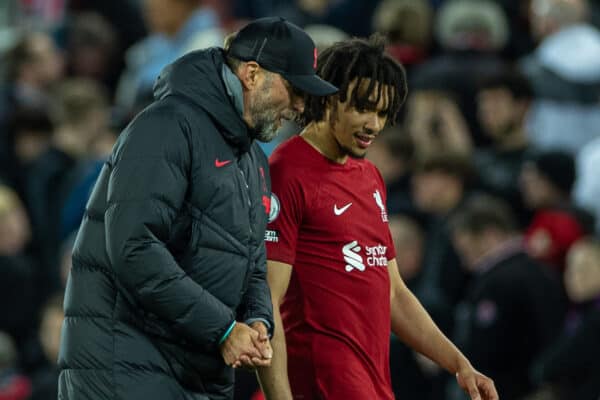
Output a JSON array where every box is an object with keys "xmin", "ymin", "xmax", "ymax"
[{"xmin": 300, "ymin": 34, "xmax": 407, "ymax": 126}]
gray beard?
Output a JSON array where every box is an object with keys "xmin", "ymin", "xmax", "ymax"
[{"xmin": 251, "ymin": 110, "xmax": 280, "ymax": 142}]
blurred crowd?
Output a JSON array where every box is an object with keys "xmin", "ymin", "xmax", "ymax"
[{"xmin": 0, "ymin": 0, "xmax": 599, "ymax": 399}]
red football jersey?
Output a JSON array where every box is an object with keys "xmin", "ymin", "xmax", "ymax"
[{"xmin": 266, "ymin": 136, "xmax": 396, "ymax": 400}]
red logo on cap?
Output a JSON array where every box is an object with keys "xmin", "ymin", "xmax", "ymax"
[{"xmin": 313, "ymin": 47, "xmax": 318, "ymax": 69}]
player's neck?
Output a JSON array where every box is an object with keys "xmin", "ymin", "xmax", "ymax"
[{"xmin": 300, "ymin": 122, "xmax": 348, "ymax": 164}]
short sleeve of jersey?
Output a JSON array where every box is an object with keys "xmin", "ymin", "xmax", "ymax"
[
  {"xmin": 265, "ymin": 155, "xmax": 305, "ymax": 265},
  {"xmin": 372, "ymin": 163, "xmax": 396, "ymax": 261}
]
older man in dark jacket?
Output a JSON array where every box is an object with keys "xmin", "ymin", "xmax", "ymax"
[{"xmin": 57, "ymin": 17, "xmax": 337, "ymax": 400}]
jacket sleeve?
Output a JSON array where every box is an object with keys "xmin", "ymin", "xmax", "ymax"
[
  {"xmin": 105, "ymin": 110, "xmax": 234, "ymax": 350},
  {"xmin": 238, "ymin": 241, "xmax": 274, "ymax": 336}
]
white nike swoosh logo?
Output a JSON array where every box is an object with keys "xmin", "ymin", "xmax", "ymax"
[{"xmin": 334, "ymin": 202, "xmax": 352, "ymax": 216}]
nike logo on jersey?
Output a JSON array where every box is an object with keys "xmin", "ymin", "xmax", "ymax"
[
  {"xmin": 334, "ymin": 202, "xmax": 352, "ymax": 215},
  {"xmin": 215, "ymin": 159, "xmax": 231, "ymax": 168}
]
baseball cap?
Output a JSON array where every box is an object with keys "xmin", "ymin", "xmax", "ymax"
[{"xmin": 227, "ymin": 17, "xmax": 338, "ymax": 96}]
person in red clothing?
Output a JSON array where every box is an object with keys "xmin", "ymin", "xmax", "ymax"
[{"xmin": 257, "ymin": 35, "xmax": 498, "ymax": 400}]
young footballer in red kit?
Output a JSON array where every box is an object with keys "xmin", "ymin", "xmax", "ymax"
[{"xmin": 257, "ymin": 36, "xmax": 499, "ymax": 400}]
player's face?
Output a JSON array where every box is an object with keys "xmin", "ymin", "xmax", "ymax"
[
  {"xmin": 328, "ymin": 78, "xmax": 390, "ymax": 159},
  {"xmin": 452, "ymin": 230, "xmax": 487, "ymax": 271},
  {"xmin": 249, "ymin": 71, "xmax": 305, "ymax": 142}
]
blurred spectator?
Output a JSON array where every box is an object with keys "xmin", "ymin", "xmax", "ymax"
[
  {"xmin": 23, "ymin": 78, "xmax": 110, "ymax": 302},
  {"xmin": 521, "ymin": 0, "xmax": 600, "ymax": 154},
  {"xmin": 411, "ymin": 153, "xmax": 474, "ymax": 400},
  {"xmin": 372, "ymin": 0, "xmax": 433, "ymax": 70},
  {"xmin": 29, "ymin": 294, "xmax": 63, "ymax": 400},
  {"xmin": 1, "ymin": 31, "xmax": 64, "ymax": 111},
  {"xmin": 273, "ymin": 0, "xmax": 380, "ymax": 37},
  {"xmin": 411, "ymin": 152, "xmax": 474, "ymax": 334},
  {"xmin": 303, "ymin": 24, "xmax": 348, "ymax": 52},
  {"xmin": 389, "ymin": 214, "xmax": 425, "ymax": 289},
  {"xmin": 388, "ymin": 214, "xmax": 434, "ymax": 400},
  {"xmin": 474, "ymin": 68, "xmax": 534, "ymax": 226},
  {"xmin": 404, "ymin": 90, "xmax": 472, "ymax": 159},
  {"xmin": 520, "ymin": 150, "xmax": 592, "ymax": 271},
  {"xmin": 574, "ymin": 135, "xmax": 600, "ymax": 234},
  {"xmin": 0, "ymin": 185, "xmax": 37, "ymax": 364},
  {"xmin": 67, "ymin": 0, "xmax": 147, "ymax": 51},
  {"xmin": 0, "ymin": 31, "xmax": 64, "ymax": 185},
  {"xmin": 231, "ymin": 0, "xmax": 286, "ymax": 20},
  {"xmin": 493, "ymin": 0, "xmax": 537, "ymax": 60},
  {"xmin": 17, "ymin": 0, "xmax": 67, "ymax": 31},
  {"xmin": 59, "ymin": 128, "xmax": 118, "ymax": 240},
  {"xmin": 410, "ymin": 0, "xmax": 509, "ymax": 146},
  {"xmin": 449, "ymin": 195, "xmax": 566, "ymax": 400},
  {"xmin": 0, "ymin": 332, "xmax": 31, "ymax": 400},
  {"xmin": 64, "ymin": 12, "xmax": 121, "ymax": 94},
  {"xmin": 530, "ymin": 238, "xmax": 600, "ymax": 400},
  {"xmin": 5, "ymin": 107, "xmax": 54, "ymax": 193},
  {"xmin": 116, "ymin": 0, "xmax": 224, "ymax": 113},
  {"xmin": 366, "ymin": 126, "xmax": 416, "ymax": 215}
]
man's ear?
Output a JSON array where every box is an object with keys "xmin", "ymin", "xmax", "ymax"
[
  {"xmin": 236, "ymin": 61, "xmax": 261, "ymax": 90},
  {"xmin": 323, "ymin": 94, "xmax": 338, "ymax": 122}
]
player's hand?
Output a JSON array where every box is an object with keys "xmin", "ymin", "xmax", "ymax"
[
  {"xmin": 219, "ymin": 322, "xmax": 262, "ymax": 368},
  {"xmin": 232, "ymin": 321, "xmax": 273, "ymax": 369},
  {"xmin": 456, "ymin": 365, "xmax": 498, "ymax": 400}
]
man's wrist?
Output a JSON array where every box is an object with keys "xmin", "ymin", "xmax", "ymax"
[
  {"xmin": 453, "ymin": 354, "xmax": 473, "ymax": 374},
  {"xmin": 219, "ymin": 320, "xmax": 237, "ymax": 345},
  {"xmin": 245, "ymin": 318, "xmax": 272, "ymax": 337}
]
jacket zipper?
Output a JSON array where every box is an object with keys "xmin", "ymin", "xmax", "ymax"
[{"xmin": 238, "ymin": 168, "xmax": 253, "ymax": 236}]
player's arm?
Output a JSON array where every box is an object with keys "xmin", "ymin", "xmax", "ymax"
[
  {"xmin": 256, "ymin": 260, "xmax": 294, "ymax": 400},
  {"xmin": 388, "ymin": 258, "xmax": 498, "ymax": 400}
]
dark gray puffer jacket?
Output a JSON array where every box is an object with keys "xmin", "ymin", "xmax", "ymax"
[{"xmin": 58, "ymin": 48, "xmax": 273, "ymax": 400}]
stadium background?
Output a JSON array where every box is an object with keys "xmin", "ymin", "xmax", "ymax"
[{"xmin": 0, "ymin": 0, "xmax": 599, "ymax": 399}]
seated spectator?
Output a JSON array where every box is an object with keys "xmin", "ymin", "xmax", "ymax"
[
  {"xmin": 449, "ymin": 195, "xmax": 566, "ymax": 400},
  {"xmin": 530, "ymin": 237, "xmax": 600, "ymax": 400},
  {"xmin": 474, "ymin": 68, "xmax": 534, "ymax": 226},
  {"xmin": 520, "ymin": 150, "xmax": 592, "ymax": 271}
]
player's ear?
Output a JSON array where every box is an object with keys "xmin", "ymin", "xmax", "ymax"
[
  {"xmin": 237, "ymin": 61, "xmax": 261, "ymax": 90},
  {"xmin": 323, "ymin": 95, "xmax": 339, "ymax": 123}
]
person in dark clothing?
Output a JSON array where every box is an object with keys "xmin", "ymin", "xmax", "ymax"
[
  {"xmin": 58, "ymin": 17, "xmax": 337, "ymax": 400},
  {"xmin": 366, "ymin": 126, "xmax": 417, "ymax": 216},
  {"xmin": 449, "ymin": 195, "xmax": 566, "ymax": 400},
  {"xmin": 521, "ymin": 150, "xmax": 592, "ymax": 272},
  {"xmin": 474, "ymin": 69, "xmax": 534, "ymax": 227},
  {"xmin": 411, "ymin": 152, "xmax": 474, "ymax": 334},
  {"xmin": 0, "ymin": 32, "xmax": 64, "ymax": 188},
  {"xmin": 530, "ymin": 237, "xmax": 600, "ymax": 400}
]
